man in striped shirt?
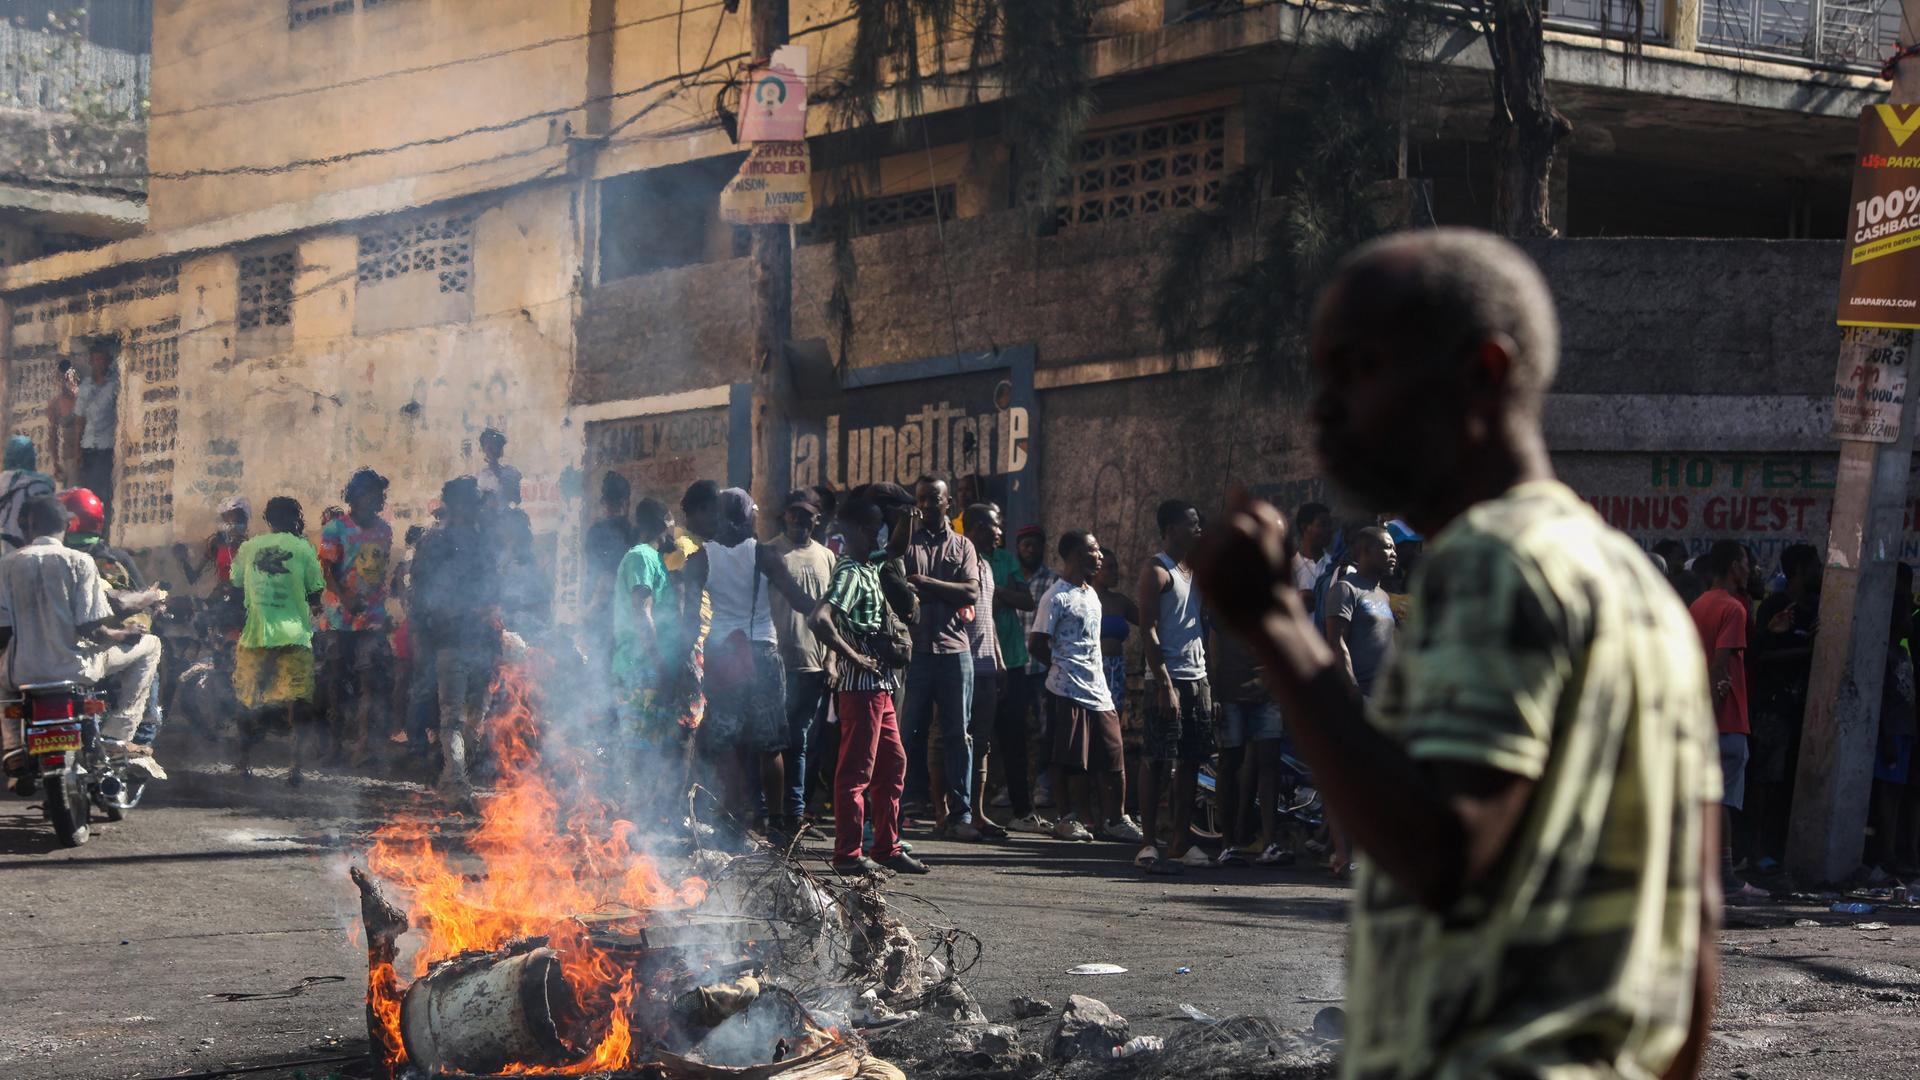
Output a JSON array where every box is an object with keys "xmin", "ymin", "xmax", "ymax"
[{"xmin": 810, "ymin": 485, "xmax": 929, "ymax": 877}]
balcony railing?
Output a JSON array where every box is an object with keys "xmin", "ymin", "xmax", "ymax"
[
  {"xmin": 1547, "ymin": 0, "xmax": 1900, "ymax": 72},
  {"xmin": 1546, "ymin": 0, "xmax": 1670, "ymax": 41},
  {"xmin": 0, "ymin": 21, "xmax": 148, "ymax": 119}
]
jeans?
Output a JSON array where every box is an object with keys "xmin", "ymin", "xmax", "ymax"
[
  {"xmin": 834, "ymin": 690, "xmax": 906, "ymax": 863},
  {"xmin": 782, "ymin": 668, "xmax": 831, "ymax": 821},
  {"xmin": 902, "ymin": 651, "xmax": 974, "ymax": 823}
]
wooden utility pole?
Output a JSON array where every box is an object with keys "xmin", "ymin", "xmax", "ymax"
[
  {"xmin": 747, "ymin": 0, "xmax": 793, "ymax": 518},
  {"xmin": 1787, "ymin": 22, "xmax": 1920, "ymax": 884}
]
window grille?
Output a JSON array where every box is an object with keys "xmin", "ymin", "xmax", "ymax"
[{"xmin": 1053, "ymin": 111, "xmax": 1227, "ymax": 229}]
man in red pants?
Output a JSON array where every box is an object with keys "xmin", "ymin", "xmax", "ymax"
[{"xmin": 810, "ymin": 485, "xmax": 929, "ymax": 876}]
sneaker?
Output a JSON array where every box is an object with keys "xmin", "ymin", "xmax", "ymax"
[
  {"xmin": 1134, "ymin": 844, "xmax": 1161, "ymax": 870},
  {"xmin": 1053, "ymin": 817, "xmax": 1094, "ymax": 842},
  {"xmin": 877, "ymin": 851, "xmax": 930, "ymax": 875},
  {"xmin": 990, "ymin": 787, "xmax": 1013, "ymax": 809},
  {"xmin": 947, "ymin": 821, "xmax": 984, "ymax": 842},
  {"xmin": 832, "ymin": 855, "xmax": 888, "ymax": 877},
  {"xmin": 1255, "ymin": 843, "xmax": 1296, "ymax": 867},
  {"xmin": 1033, "ymin": 784, "xmax": 1056, "ymax": 810},
  {"xmin": 1236, "ymin": 838, "xmax": 1266, "ymax": 857},
  {"xmin": 1008, "ymin": 813, "xmax": 1055, "ymax": 835},
  {"xmin": 1101, "ymin": 817, "xmax": 1145, "ymax": 844},
  {"xmin": 1177, "ymin": 846, "xmax": 1215, "ymax": 868},
  {"xmin": 975, "ymin": 819, "xmax": 1010, "ymax": 840}
]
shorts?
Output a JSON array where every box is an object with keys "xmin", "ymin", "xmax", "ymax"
[
  {"xmin": 1048, "ymin": 692, "xmax": 1123, "ymax": 774},
  {"xmin": 702, "ymin": 641, "xmax": 787, "ymax": 753},
  {"xmin": 1102, "ymin": 655, "xmax": 1127, "ymax": 720},
  {"xmin": 1216, "ymin": 697, "xmax": 1283, "ymax": 749},
  {"xmin": 1146, "ymin": 677, "xmax": 1215, "ymax": 763},
  {"xmin": 1719, "ymin": 732, "xmax": 1749, "ymax": 811},
  {"xmin": 234, "ymin": 644, "xmax": 316, "ymax": 709},
  {"xmin": 1876, "ymin": 734, "xmax": 1915, "ymax": 785}
]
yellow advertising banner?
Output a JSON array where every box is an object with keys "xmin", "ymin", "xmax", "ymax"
[
  {"xmin": 1838, "ymin": 105, "xmax": 1920, "ymax": 329},
  {"xmin": 720, "ymin": 141, "xmax": 813, "ymax": 226}
]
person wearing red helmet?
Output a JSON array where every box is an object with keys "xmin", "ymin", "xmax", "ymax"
[
  {"xmin": 0, "ymin": 495, "xmax": 161, "ymax": 762},
  {"xmin": 62, "ymin": 486, "xmax": 168, "ymax": 750}
]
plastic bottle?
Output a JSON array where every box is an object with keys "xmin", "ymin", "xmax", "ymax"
[{"xmin": 1830, "ymin": 901, "xmax": 1877, "ymax": 915}]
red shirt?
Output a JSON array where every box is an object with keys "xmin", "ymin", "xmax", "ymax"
[{"xmin": 1689, "ymin": 587, "xmax": 1750, "ymax": 736}]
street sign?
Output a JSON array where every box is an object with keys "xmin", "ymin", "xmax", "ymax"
[
  {"xmin": 1838, "ymin": 105, "xmax": 1920, "ymax": 329},
  {"xmin": 738, "ymin": 44, "xmax": 808, "ymax": 143},
  {"xmin": 1830, "ymin": 326, "xmax": 1910, "ymax": 442},
  {"xmin": 719, "ymin": 141, "xmax": 813, "ymax": 225}
]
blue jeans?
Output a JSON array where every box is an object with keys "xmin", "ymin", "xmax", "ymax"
[
  {"xmin": 902, "ymin": 651, "xmax": 974, "ymax": 823},
  {"xmin": 783, "ymin": 668, "xmax": 831, "ymax": 821}
]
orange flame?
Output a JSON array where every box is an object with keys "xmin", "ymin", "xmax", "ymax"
[{"xmin": 363, "ymin": 653, "xmax": 707, "ymax": 1073}]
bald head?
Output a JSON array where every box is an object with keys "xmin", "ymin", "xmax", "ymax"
[{"xmin": 1318, "ymin": 229, "xmax": 1559, "ymax": 412}]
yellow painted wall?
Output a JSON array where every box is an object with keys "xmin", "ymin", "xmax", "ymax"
[{"xmin": 147, "ymin": 0, "xmax": 594, "ymax": 229}]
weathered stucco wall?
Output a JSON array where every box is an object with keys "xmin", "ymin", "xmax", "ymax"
[
  {"xmin": 147, "ymin": 0, "xmax": 592, "ymax": 230},
  {"xmin": 4, "ymin": 182, "xmax": 588, "ymax": 604}
]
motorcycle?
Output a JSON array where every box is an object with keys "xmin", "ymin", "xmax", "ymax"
[
  {"xmin": 4, "ymin": 681, "xmax": 157, "ymax": 847},
  {"xmin": 1190, "ymin": 748, "xmax": 1325, "ymax": 851}
]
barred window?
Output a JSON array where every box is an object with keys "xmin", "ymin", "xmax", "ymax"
[
  {"xmin": 357, "ymin": 213, "xmax": 473, "ymax": 295},
  {"xmin": 798, "ymin": 185, "xmax": 957, "ymax": 245},
  {"xmin": 356, "ymin": 211, "xmax": 477, "ymax": 333},
  {"xmin": 1053, "ymin": 111, "xmax": 1227, "ymax": 229},
  {"xmin": 237, "ymin": 251, "xmax": 295, "ymax": 332},
  {"xmin": 290, "ymin": 0, "xmax": 415, "ymax": 29}
]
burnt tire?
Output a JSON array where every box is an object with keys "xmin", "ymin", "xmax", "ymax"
[{"xmin": 44, "ymin": 756, "xmax": 90, "ymax": 847}]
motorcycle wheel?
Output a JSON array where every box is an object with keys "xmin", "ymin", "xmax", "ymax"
[{"xmin": 43, "ymin": 756, "xmax": 90, "ymax": 847}]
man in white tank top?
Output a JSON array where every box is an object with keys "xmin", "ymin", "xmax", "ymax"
[
  {"xmin": 1136, "ymin": 499, "xmax": 1212, "ymax": 873},
  {"xmin": 678, "ymin": 487, "xmax": 820, "ymax": 844}
]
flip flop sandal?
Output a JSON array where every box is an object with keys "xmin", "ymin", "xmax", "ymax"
[{"xmin": 1143, "ymin": 857, "xmax": 1186, "ymax": 876}]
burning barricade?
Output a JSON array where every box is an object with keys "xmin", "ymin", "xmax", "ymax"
[{"xmin": 348, "ymin": 653, "xmax": 920, "ymax": 1080}]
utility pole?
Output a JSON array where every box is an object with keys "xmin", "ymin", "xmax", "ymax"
[
  {"xmin": 747, "ymin": 0, "xmax": 793, "ymax": 519},
  {"xmin": 1787, "ymin": 19, "xmax": 1920, "ymax": 884}
]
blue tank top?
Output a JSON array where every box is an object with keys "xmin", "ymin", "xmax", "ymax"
[{"xmin": 1153, "ymin": 552, "xmax": 1207, "ymax": 680}]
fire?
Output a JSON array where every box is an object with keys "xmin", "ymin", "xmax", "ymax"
[{"xmin": 363, "ymin": 652, "xmax": 706, "ymax": 1073}]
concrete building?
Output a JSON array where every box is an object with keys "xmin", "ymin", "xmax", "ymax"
[{"xmin": 0, "ymin": 0, "xmax": 1894, "ymax": 616}]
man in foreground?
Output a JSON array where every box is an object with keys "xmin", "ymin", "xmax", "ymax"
[{"xmin": 1194, "ymin": 229, "xmax": 1719, "ymax": 1078}]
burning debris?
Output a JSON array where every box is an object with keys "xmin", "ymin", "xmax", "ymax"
[{"xmin": 348, "ymin": 656, "xmax": 936, "ymax": 1079}]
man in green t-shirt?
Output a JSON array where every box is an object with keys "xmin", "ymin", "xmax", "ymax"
[
  {"xmin": 1197, "ymin": 231, "xmax": 1720, "ymax": 1079},
  {"xmin": 610, "ymin": 497, "xmax": 687, "ymax": 822},
  {"xmin": 233, "ymin": 496, "xmax": 327, "ymax": 784}
]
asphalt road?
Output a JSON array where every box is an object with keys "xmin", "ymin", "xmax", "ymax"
[{"xmin": 1, "ymin": 758, "xmax": 1918, "ymax": 1080}]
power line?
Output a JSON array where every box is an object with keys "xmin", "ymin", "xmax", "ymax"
[{"xmin": 148, "ymin": 0, "xmax": 735, "ymax": 119}]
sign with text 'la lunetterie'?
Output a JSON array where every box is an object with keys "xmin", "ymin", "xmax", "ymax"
[{"xmin": 1839, "ymin": 105, "xmax": 1920, "ymax": 329}]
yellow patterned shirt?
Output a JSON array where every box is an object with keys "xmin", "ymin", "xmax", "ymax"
[{"xmin": 1346, "ymin": 481, "xmax": 1720, "ymax": 1080}]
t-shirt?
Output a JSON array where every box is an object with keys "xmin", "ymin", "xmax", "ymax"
[
  {"xmin": 319, "ymin": 515, "xmax": 393, "ymax": 632},
  {"xmin": 73, "ymin": 377, "xmax": 118, "ymax": 451},
  {"xmin": 1690, "ymin": 586, "xmax": 1751, "ymax": 736},
  {"xmin": 1293, "ymin": 550, "xmax": 1330, "ymax": 594},
  {"xmin": 235, "ymin": 532, "xmax": 326, "ymax": 650},
  {"xmin": 987, "ymin": 548, "xmax": 1030, "ymax": 670},
  {"xmin": 967, "ymin": 553, "xmax": 1000, "ymax": 672},
  {"xmin": 583, "ymin": 517, "xmax": 638, "ymax": 612},
  {"xmin": 824, "ymin": 555, "xmax": 893, "ymax": 693},
  {"xmin": 0, "ymin": 536, "xmax": 113, "ymax": 686},
  {"xmin": 1351, "ymin": 481, "xmax": 1720, "ymax": 1079},
  {"xmin": 610, "ymin": 543, "xmax": 672, "ymax": 687},
  {"xmin": 1329, "ymin": 571, "xmax": 1396, "ymax": 695},
  {"xmin": 1752, "ymin": 591, "xmax": 1816, "ymax": 718},
  {"xmin": 902, "ymin": 527, "xmax": 980, "ymax": 655},
  {"xmin": 1036, "ymin": 579, "xmax": 1112, "ymax": 713},
  {"xmin": 768, "ymin": 536, "xmax": 835, "ymax": 672},
  {"xmin": 410, "ymin": 523, "xmax": 497, "ymax": 650},
  {"xmin": 1209, "ymin": 629, "xmax": 1266, "ymax": 703}
]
